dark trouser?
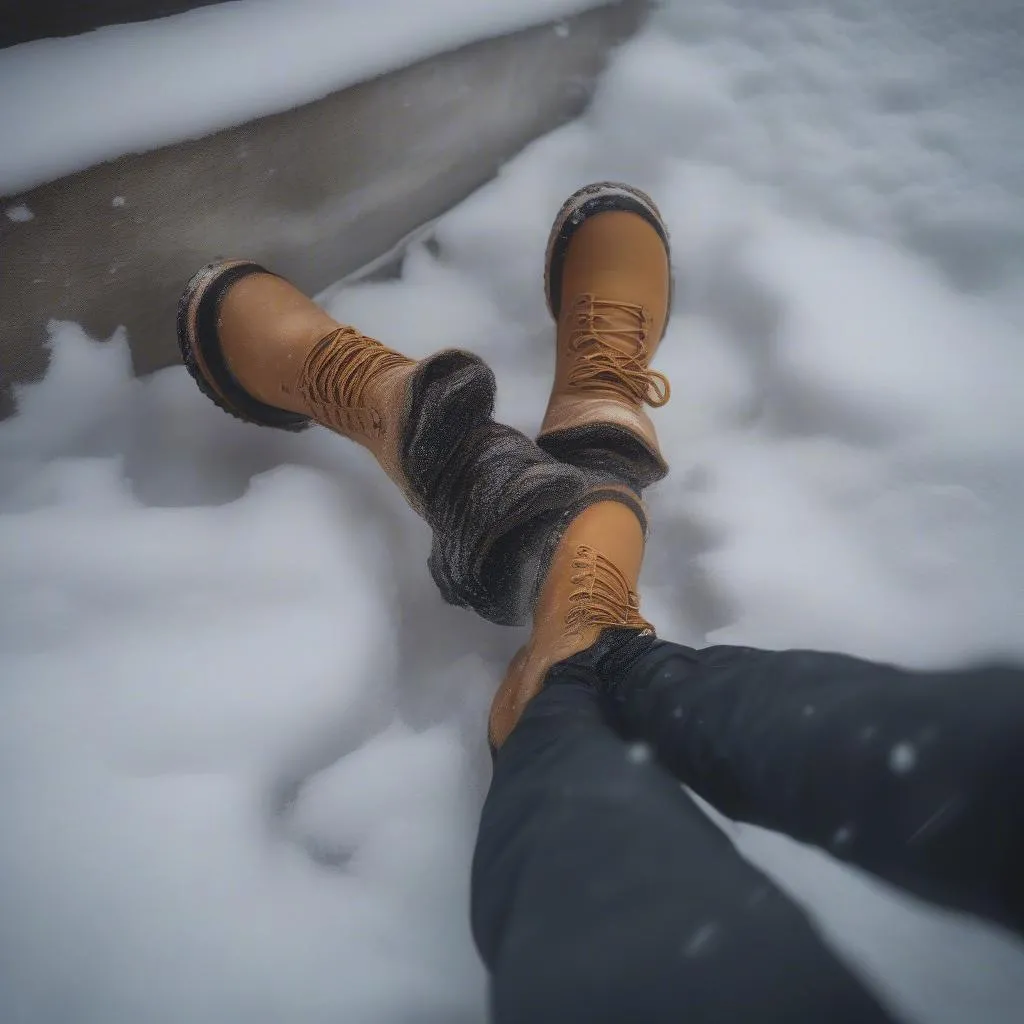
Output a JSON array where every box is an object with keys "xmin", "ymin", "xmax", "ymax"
[{"xmin": 471, "ymin": 639, "xmax": 1024, "ymax": 1023}]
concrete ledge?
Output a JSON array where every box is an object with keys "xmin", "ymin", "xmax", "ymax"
[{"xmin": 0, "ymin": 0, "xmax": 647, "ymax": 418}]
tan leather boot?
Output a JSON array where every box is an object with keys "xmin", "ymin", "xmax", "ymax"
[
  {"xmin": 538, "ymin": 183, "xmax": 673, "ymax": 489},
  {"xmin": 177, "ymin": 259, "xmax": 643, "ymax": 630},
  {"xmin": 488, "ymin": 498, "xmax": 653, "ymax": 749},
  {"xmin": 177, "ymin": 260, "xmax": 488, "ymax": 510}
]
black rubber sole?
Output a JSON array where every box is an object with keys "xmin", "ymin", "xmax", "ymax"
[
  {"xmin": 544, "ymin": 181, "xmax": 672, "ymax": 330},
  {"xmin": 175, "ymin": 259, "xmax": 310, "ymax": 432}
]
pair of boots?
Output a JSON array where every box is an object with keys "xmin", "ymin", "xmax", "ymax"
[{"xmin": 177, "ymin": 182, "xmax": 672, "ymax": 748}]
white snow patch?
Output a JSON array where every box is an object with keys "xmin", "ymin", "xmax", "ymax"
[
  {"xmin": 4, "ymin": 203, "xmax": 34, "ymax": 222},
  {"xmin": 0, "ymin": 0, "xmax": 605, "ymax": 195},
  {"xmin": 0, "ymin": 324, "xmax": 500, "ymax": 1023}
]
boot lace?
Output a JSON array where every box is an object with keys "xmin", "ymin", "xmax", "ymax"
[
  {"xmin": 567, "ymin": 295, "xmax": 670, "ymax": 408},
  {"xmin": 299, "ymin": 327, "xmax": 411, "ymax": 438},
  {"xmin": 565, "ymin": 544, "xmax": 654, "ymax": 636}
]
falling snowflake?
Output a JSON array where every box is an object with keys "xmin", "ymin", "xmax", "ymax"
[
  {"xmin": 684, "ymin": 922, "xmax": 722, "ymax": 957},
  {"xmin": 626, "ymin": 742, "xmax": 652, "ymax": 765},
  {"xmin": 889, "ymin": 742, "xmax": 918, "ymax": 775}
]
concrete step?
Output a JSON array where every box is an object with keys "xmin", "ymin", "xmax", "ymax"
[{"xmin": 0, "ymin": 0, "xmax": 648, "ymax": 418}]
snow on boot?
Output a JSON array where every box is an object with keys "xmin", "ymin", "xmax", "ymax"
[
  {"xmin": 488, "ymin": 499, "xmax": 653, "ymax": 748},
  {"xmin": 539, "ymin": 182, "xmax": 673, "ymax": 490}
]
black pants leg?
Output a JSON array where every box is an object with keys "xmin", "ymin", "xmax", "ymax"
[
  {"xmin": 604, "ymin": 640, "xmax": 1024, "ymax": 937},
  {"xmin": 471, "ymin": 676, "xmax": 896, "ymax": 1024}
]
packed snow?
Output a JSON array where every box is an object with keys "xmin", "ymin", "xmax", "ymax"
[
  {"xmin": 2, "ymin": 0, "xmax": 1024, "ymax": 1022},
  {"xmin": 0, "ymin": 0, "xmax": 603, "ymax": 195}
]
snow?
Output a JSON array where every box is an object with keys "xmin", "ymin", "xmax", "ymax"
[
  {"xmin": 3, "ymin": 0, "xmax": 1024, "ymax": 1021},
  {"xmin": 0, "ymin": 0, "xmax": 604, "ymax": 196},
  {"xmin": 683, "ymin": 920, "xmax": 723, "ymax": 958},
  {"xmin": 4, "ymin": 202, "xmax": 34, "ymax": 222},
  {"xmin": 890, "ymin": 742, "xmax": 919, "ymax": 775},
  {"xmin": 626, "ymin": 741, "xmax": 653, "ymax": 764}
]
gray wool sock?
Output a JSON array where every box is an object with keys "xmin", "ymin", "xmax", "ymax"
[{"xmin": 400, "ymin": 352, "xmax": 644, "ymax": 627}]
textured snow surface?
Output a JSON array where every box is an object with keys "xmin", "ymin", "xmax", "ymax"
[
  {"xmin": 2, "ymin": 0, "xmax": 1024, "ymax": 1021},
  {"xmin": 0, "ymin": 0, "xmax": 602, "ymax": 195}
]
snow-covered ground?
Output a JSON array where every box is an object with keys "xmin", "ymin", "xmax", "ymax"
[{"xmin": 3, "ymin": 0, "xmax": 1024, "ymax": 1021}]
